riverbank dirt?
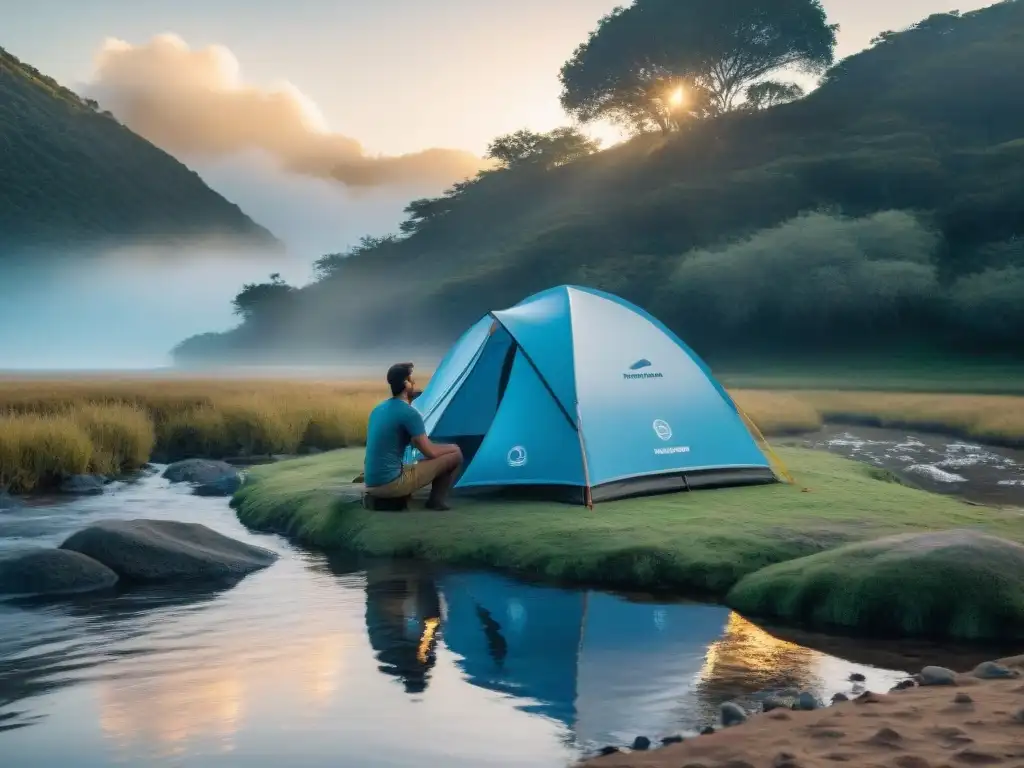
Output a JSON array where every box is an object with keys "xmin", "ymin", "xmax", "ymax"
[{"xmin": 579, "ymin": 656, "xmax": 1024, "ymax": 768}]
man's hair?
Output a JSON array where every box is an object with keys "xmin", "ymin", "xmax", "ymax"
[{"xmin": 386, "ymin": 362, "xmax": 414, "ymax": 397}]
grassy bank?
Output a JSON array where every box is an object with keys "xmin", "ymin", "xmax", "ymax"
[
  {"xmin": 1, "ymin": 377, "xmax": 1023, "ymax": 493},
  {"xmin": 233, "ymin": 447, "xmax": 1024, "ymax": 596}
]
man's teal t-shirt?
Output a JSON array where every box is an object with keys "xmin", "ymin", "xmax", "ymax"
[{"xmin": 364, "ymin": 398, "xmax": 426, "ymax": 486}]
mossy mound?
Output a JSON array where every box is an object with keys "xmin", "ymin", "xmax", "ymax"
[
  {"xmin": 726, "ymin": 530, "xmax": 1024, "ymax": 640},
  {"xmin": 232, "ymin": 447, "xmax": 1024, "ymax": 597}
]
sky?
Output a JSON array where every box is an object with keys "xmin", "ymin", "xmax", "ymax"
[
  {"xmin": 0, "ymin": 0, "xmax": 992, "ymax": 368},
  {"xmin": 5, "ymin": 0, "xmax": 986, "ymax": 157}
]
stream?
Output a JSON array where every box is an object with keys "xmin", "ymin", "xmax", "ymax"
[{"xmin": 1, "ymin": 426, "xmax": 1020, "ymax": 767}]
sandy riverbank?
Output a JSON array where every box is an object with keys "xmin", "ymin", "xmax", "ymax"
[{"xmin": 580, "ymin": 656, "xmax": 1024, "ymax": 767}]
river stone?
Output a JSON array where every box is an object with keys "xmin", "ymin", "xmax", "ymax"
[
  {"xmin": 973, "ymin": 661, "xmax": 1019, "ymax": 679},
  {"xmin": 795, "ymin": 692, "xmax": 819, "ymax": 710},
  {"xmin": 763, "ymin": 697, "xmax": 790, "ymax": 712},
  {"xmin": 920, "ymin": 666, "xmax": 957, "ymax": 686},
  {"xmin": 162, "ymin": 459, "xmax": 239, "ymax": 486},
  {"xmin": 631, "ymin": 736, "xmax": 651, "ymax": 751},
  {"xmin": 59, "ymin": 475, "xmax": 106, "ymax": 495},
  {"xmin": 0, "ymin": 548, "xmax": 118, "ymax": 596},
  {"xmin": 59, "ymin": 519, "xmax": 278, "ymax": 582},
  {"xmin": 192, "ymin": 474, "xmax": 243, "ymax": 497},
  {"xmin": 721, "ymin": 702, "xmax": 747, "ymax": 727}
]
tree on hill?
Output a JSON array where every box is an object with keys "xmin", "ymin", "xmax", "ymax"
[
  {"xmin": 744, "ymin": 80, "xmax": 805, "ymax": 110},
  {"xmin": 232, "ymin": 273, "xmax": 296, "ymax": 324},
  {"xmin": 559, "ymin": 0, "xmax": 838, "ymax": 133},
  {"xmin": 486, "ymin": 127, "xmax": 601, "ymax": 169}
]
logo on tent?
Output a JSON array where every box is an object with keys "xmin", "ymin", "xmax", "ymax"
[
  {"xmin": 624, "ymin": 359, "xmax": 663, "ymax": 380},
  {"xmin": 507, "ymin": 445, "xmax": 528, "ymax": 468},
  {"xmin": 652, "ymin": 420, "xmax": 673, "ymax": 441}
]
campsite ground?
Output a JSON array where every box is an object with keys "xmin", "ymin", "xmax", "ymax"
[{"xmin": 2, "ymin": 366, "xmax": 1023, "ymax": 491}]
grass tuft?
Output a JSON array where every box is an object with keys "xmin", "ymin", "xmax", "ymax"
[{"xmin": 725, "ymin": 530, "xmax": 1024, "ymax": 640}]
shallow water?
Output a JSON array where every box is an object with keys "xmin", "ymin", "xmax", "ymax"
[
  {"xmin": 793, "ymin": 425, "xmax": 1024, "ymax": 507},
  {"xmin": 0, "ymin": 467, "xmax": 1010, "ymax": 767}
]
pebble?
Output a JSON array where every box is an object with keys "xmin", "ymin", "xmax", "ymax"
[
  {"xmin": 1013, "ymin": 708, "xmax": 1024, "ymax": 724},
  {"xmin": 763, "ymin": 697, "xmax": 790, "ymax": 712},
  {"xmin": 631, "ymin": 736, "xmax": 651, "ymax": 751},
  {"xmin": 972, "ymin": 661, "xmax": 1019, "ymax": 680},
  {"xmin": 849, "ymin": 672, "xmax": 866, "ymax": 682},
  {"xmin": 773, "ymin": 752, "xmax": 801, "ymax": 768},
  {"xmin": 919, "ymin": 665, "xmax": 957, "ymax": 686},
  {"xmin": 954, "ymin": 693, "xmax": 974, "ymax": 704},
  {"xmin": 721, "ymin": 702, "xmax": 747, "ymax": 727},
  {"xmin": 660, "ymin": 735, "xmax": 684, "ymax": 745},
  {"xmin": 830, "ymin": 693, "xmax": 849, "ymax": 704},
  {"xmin": 700, "ymin": 726, "xmax": 716, "ymax": 735},
  {"xmin": 891, "ymin": 679, "xmax": 917, "ymax": 691},
  {"xmin": 795, "ymin": 692, "xmax": 819, "ymax": 711},
  {"xmin": 597, "ymin": 746, "xmax": 620, "ymax": 756}
]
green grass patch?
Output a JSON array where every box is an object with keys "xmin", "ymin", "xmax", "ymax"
[
  {"xmin": 232, "ymin": 447, "xmax": 1024, "ymax": 596},
  {"xmin": 726, "ymin": 531, "xmax": 1024, "ymax": 640}
]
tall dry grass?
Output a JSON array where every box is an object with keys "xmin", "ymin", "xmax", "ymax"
[{"xmin": 1, "ymin": 377, "xmax": 1022, "ymax": 493}]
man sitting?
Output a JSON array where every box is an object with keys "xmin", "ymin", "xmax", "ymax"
[{"xmin": 363, "ymin": 362, "xmax": 463, "ymax": 510}]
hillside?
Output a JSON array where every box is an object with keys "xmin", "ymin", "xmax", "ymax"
[
  {"xmin": 0, "ymin": 46, "xmax": 277, "ymax": 252},
  {"xmin": 174, "ymin": 1, "xmax": 1024, "ymax": 366}
]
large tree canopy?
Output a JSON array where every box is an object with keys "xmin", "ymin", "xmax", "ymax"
[{"xmin": 559, "ymin": 0, "xmax": 838, "ymax": 132}]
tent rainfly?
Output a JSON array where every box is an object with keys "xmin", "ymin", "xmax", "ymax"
[{"xmin": 407, "ymin": 285, "xmax": 777, "ymax": 504}]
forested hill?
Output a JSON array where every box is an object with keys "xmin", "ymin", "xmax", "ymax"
[
  {"xmin": 174, "ymin": 0, "xmax": 1024, "ymax": 366},
  {"xmin": 0, "ymin": 46, "xmax": 277, "ymax": 253}
]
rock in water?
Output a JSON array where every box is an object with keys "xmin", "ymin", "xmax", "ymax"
[
  {"xmin": 59, "ymin": 475, "xmax": 106, "ymax": 495},
  {"xmin": 831, "ymin": 693, "xmax": 850, "ymax": 704},
  {"xmin": 973, "ymin": 661, "xmax": 1019, "ymax": 680},
  {"xmin": 920, "ymin": 666, "xmax": 957, "ymax": 686},
  {"xmin": 631, "ymin": 736, "xmax": 651, "ymax": 751},
  {"xmin": 163, "ymin": 459, "xmax": 239, "ymax": 486},
  {"xmin": 721, "ymin": 702, "xmax": 747, "ymax": 727},
  {"xmin": 849, "ymin": 672, "xmax": 866, "ymax": 682},
  {"xmin": 763, "ymin": 697, "xmax": 790, "ymax": 712},
  {"xmin": 193, "ymin": 474, "xmax": 243, "ymax": 497},
  {"xmin": 0, "ymin": 548, "xmax": 118, "ymax": 596},
  {"xmin": 60, "ymin": 519, "xmax": 278, "ymax": 582}
]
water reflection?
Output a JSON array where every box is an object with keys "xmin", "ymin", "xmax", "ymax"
[
  {"xmin": 0, "ymin": 470, "xmax": 983, "ymax": 767},
  {"xmin": 364, "ymin": 562, "xmax": 442, "ymax": 694}
]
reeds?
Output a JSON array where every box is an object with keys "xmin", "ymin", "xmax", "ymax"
[{"xmin": 1, "ymin": 377, "xmax": 1022, "ymax": 493}]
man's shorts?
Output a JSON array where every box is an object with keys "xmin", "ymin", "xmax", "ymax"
[{"xmin": 365, "ymin": 457, "xmax": 452, "ymax": 499}]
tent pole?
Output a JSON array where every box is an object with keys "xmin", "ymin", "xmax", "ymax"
[{"xmin": 576, "ymin": 403, "xmax": 594, "ymax": 509}]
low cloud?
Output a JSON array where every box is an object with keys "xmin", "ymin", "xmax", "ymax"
[{"xmin": 86, "ymin": 34, "xmax": 490, "ymax": 188}]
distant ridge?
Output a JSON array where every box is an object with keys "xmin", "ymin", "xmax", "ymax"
[{"xmin": 0, "ymin": 45, "xmax": 279, "ymax": 252}]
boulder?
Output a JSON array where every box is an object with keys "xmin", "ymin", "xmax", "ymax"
[
  {"xmin": 0, "ymin": 548, "xmax": 118, "ymax": 596},
  {"xmin": 59, "ymin": 475, "xmax": 106, "ymax": 495},
  {"xmin": 725, "ymin": 530, "xmax": 1024, "ymax": 640},
  {"xmin": 162, "ymin": 459, "xmax": 239, "ymax": 486},
  {"xmin": 60, "ymin": 519, "xmax": 278, "ymax": 582},
  {"xmin": 193, "ymin": 474, "xmax": 243, "ymax": 497}
]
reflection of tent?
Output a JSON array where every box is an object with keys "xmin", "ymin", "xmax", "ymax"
[
  {"xmin": 408, "ymin": 285, "xmax": 775, "ymax": 504},
  {"xmin": 438, "ymin": 572, "xmax": 730, "ymax": 749}
]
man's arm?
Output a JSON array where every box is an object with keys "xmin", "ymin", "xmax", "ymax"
[
  {"xmin": 411, "ymin": 433, "xmax": 460, "ymax": 459},
  {"xmin": 405, "ymin": 407, "xmax": 459, "ymax": 460}
]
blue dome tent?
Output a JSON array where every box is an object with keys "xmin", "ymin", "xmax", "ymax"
[{"xmin": 408, "ymin": 285, "xmax": 777, "ymax": 504}]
